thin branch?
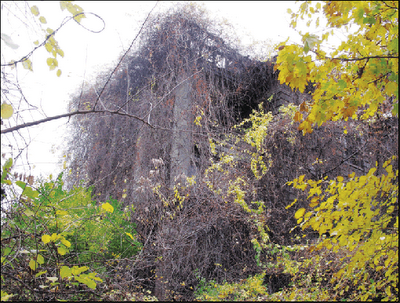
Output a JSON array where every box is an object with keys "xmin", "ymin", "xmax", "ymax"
[
  {"xmin": 1, "ymin": 109, "xmax": 152, "ymax": 134},
  {"xmin": 311, "ymin": 49, "xmax": 398, "ymax": 62},
  {"xmin": 1, "ymin": 107, "xmax": 206, "ymax": 135},
  {"xmin": 92, "ymin": 2, "xmax": 159, "ymax": 110},
  {"xmin": 1, "ymin": 2, "xmax": 159, "ymax": 135},
  {"xmin": 322, "ymin": 141, "xmax": 367, "ymax": 177},
  {"xmin": 330, "ymin": 55, "xmax": 398, "ymax": 62},
  {"xmin": 1, "ymin": 12, "xmax": 105, "ymax": 68},
  {"xmin": 142, "ymin": 69, "xmax": 203, "ymax": 120}
]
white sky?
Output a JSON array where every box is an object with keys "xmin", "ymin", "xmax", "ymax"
[{"xmin": 1, "ymin": 1, "xmax": 314, "ymax": 179}]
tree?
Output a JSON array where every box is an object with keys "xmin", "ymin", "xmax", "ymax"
[
  {"xmin": 277, "ymin": 1, "xmax": 398, "ymax": 133},
  {"xmin": 1, "ymin": 2, "xmax": 155, "ymax": 301},
  {"xmin": 276, "ymin": 1, "xmax": 398, "ymax": 300}
]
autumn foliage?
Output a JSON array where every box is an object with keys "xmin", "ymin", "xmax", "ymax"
[{"xmin": 276, "ymin": 1, "xmax": 398, "ymax": 300}]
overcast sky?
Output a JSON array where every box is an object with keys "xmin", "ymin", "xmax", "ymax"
[{"xmin": 1, "ymin": 1, "xmax": 310, "ymax": 178}]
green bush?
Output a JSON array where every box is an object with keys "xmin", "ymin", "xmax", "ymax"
[{"xmin": 1, "ymin": 163, "xmax": 141, "ymax": 301}]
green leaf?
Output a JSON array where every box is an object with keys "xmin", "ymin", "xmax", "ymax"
[
  {"xmin": 30, "ymin": 5, "xmax": 40, "ymax": 16},
  {"xmin": 388, "ymin": 38, "xmax": 399, "ymax": 53},
  {"xmin": 2, "ymin": 247, "xmax": 12, "ymax": 257},
  {"xmin": 392, "ymin": 102, "xmax": 398, "ymax": 117},
  {"xmin": 3, "ymin": 158, "xmax": 13, "ymax": 170},
  {"xmin": 1, "ymin": 103, "xmax": 14, "ymax": 119},
  {"xmin": 56, "ymin": 69, "xmax": 62, "ymax": 77},
  {"xmin": 363, "ymin": 16, "xmax": 376, "ymax": 25},
  {"xmin": 22, "ymin": 186, "xmax": 39, "ymax": 199},
  {"xmin": 16, "ymin": 181, "xmax": 26, "ymax": 189},
  {"xmin": 338, "ymin": 79, "xmax": 347, "ymax": 89}
]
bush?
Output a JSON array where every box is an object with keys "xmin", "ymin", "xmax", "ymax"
[{"xmin": 1, "ymin": 162, "xmax": 141, "ymax": 301}]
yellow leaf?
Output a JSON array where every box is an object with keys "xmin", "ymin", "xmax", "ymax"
[
  {"xmin": 1, "ymin": 103, "xmax": 14, "ymax": 119},
  {"xmin": 29, "ymin": 259, "xmax": 38, "ymax": 271},
  {"xmin": 57, "ymin": 246, "xmax": 68, "ymax": 255},
  {"xmin": 295, "ymin": 208, "xmax": 306, "ymax": 219},
  {"xmin": 30, "ymin": 5, "xmax": 40, "ymax": 16},
  {"xmin": 57, "ymin": 48, "xmax": 64, "ymax": 58},
  {"xmin": 61, "ymin": 238, "xmax": 71, "ymax": 248},
  {"xmin": 42, "ymin": 234, "xmax": 51, "ymax": 244},
  {"xmin": 46, "ymin": 57, "xmax": 58, "ymax": 71},
  {"xmin": 56, "ymin": 210, "xmax": 68, "ymax": 216},
  {"xmin": 57, "ymin": 69, "xmax": 62, "ymax": 77},
  {"xmin": 22, "ymin": 59, "xmax": 33, "ymax": 71},
  {"xmin": 37, "ymin": 254, "xmax": 45, "ymax": 264},
  {"xmin": 101, "ymin": 202, "xmax": 114, "ymax": 213},
  {"xmin": 125, "ymin": 232, "xmax": 134, "ymax": 240},
  {"xmin": 309, "ymin": 196, "xmax": 319, "ymax": 207},
  {"xmin": 60, "ymin": 266, "xmax": 72, "ymax": 278},
  {"xmin": 39, "ymin": 16, "xmax": 47, "ymax": 24},
  {"xmin": 60, "ymin": 1, "xmax": 67, "ymax": 11}
]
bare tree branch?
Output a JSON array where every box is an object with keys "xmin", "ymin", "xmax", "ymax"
[
  {"xmin": 1, "ymin": 109, "xmax": 153, "ymax": 134},
  {"xmin": 92, "ymin": 2, "xmax": 159, "ymax": 110}
]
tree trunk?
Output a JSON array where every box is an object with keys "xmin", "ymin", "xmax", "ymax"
[{"xmin": 170, "ymin": 73, "xmax": 193, "ymax": 187}]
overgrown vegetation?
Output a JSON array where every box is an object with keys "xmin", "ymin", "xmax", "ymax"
[{"xmin": 1, "ymin": 1, "xmax": 398, "ymax": 301}]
